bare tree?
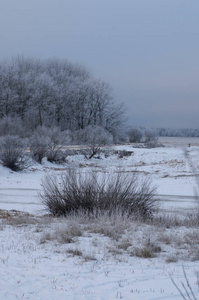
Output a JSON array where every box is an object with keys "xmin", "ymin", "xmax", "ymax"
[{"xmin": 73, "ymin": 125, "xmax": 113, "ymax": 159}]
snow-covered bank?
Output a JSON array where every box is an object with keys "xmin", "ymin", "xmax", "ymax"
[{"xmin": 0, "ymin": 139, "xmax": 199, "ymax": 299}]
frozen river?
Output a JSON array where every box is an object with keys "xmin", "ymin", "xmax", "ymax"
[{"xmin": 0, "ymin": 186, "xmax": 198, "ymax": 216}]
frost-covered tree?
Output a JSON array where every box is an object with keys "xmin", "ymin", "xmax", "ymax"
[
  {"xmin": 0, "ymin": 56, "xmax": 125, "ymax": 138},
  {"xmin": 73, "ymin": 125, "xmax": 113, "ymax": 159}
]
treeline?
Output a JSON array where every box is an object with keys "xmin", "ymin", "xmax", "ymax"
[
  {"xmin": 128, "ymin": 127, "xmax": 199, "ymax": 142},
  {"xmin": 0, "ymin": 56, "xmax": 124, "ymax": 138},
  {"xmin": 156, "ymin": 128, "xmax": 199, "ymax": 137}
]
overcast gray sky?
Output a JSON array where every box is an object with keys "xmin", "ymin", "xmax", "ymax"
[{"xmin": 1, "ymin": 0, "xmax": 199, "ymax": 129}]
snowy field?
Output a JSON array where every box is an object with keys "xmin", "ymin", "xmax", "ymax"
[{"xmin": 1, "ymin": 137, "xmax": 199, "ymax": 299}]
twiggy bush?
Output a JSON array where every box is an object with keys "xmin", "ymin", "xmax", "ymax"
[
  {"xmin": 29, "ymin": 126, "xmax": 67, "ymax": 164},
  {"xmin": 73, "ymin": 125, "xmax": 113, "ymax": 159},
  {"xmin": 29, "ymin": 131, "xmax": 49, "ymax": 163},
  {"xmin": 134, "ymin": 239, "xmax": 161, "ymax": 258},
  {"xmin": 0, "ymin": 135, "xmax": 27, "ymax": 171},
  {"xmin": 40, "ymin": 169, "xmax": 157, "ymax": 219}
]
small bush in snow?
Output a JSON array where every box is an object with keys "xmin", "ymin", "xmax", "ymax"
[
  {"xmin": 128, "ymin": 128, "xmax": 143, "ymax": 143},
  {"xmin": 29, "ymin": 126, "xmax": 67, "ymax": 164},
  {"xmin": 144, "ymin": 129, "xmax": 158, "ymax": 144},
  {"xmin": 134, "ymin": 239, "xmax": 161, "ymax": 258},
  {"xmin": 30, "ymin": 131, "xmax": 49, "ymax": 163},
  {"xmin": 0, "ymin": 135, "xmax": 26, "ymax": 171},
  {"xmin": 45, "ymin": 128, "xmax": 69, "ymax": 163},
  {"xmin": 117, "ymin": 150, "xmax": 133, "ymax": 158},
  {"xmin": 40, "ymin": 169, "xmax": 157, "ymax": 219}
]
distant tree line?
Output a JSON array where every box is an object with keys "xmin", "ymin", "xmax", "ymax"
[
  {"xmin": 0, "ymin": 56, "xmax": 125, "ymax": 138},
  {"xmin": 127, "ymin": 127, "xmax": 199, "ymax": 143},
  {"xmin": 156, "ymin": 128, "xmax": 199, "ymax": 137}
]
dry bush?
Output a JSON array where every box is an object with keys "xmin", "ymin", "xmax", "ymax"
[
  {"xmin": 128, "ymin": 128, "xmax": 143, "ymax": 143},
  {"xmin": 29, "ymin": 126, "xmax": 67, "ymax": 164},
  {"xmin": 29, "ymin": 133, "xmax": 49, "ymax": 164},
  {"xmin": 134, "ymin": 247, "xmax": 154, "ymax": 258},
  {"xmin": 40, "ymin": 168, "xmax": 158, "ymax": 219},
  {"xmin": 117, "ymin": 239, "xmax": 132, "ymax": 251},
  {"xmin": 133, "ymin": 238, "xmax": 161, "ymax": 258},
  {"xmin": 66, "ymin": 248, "xmax": 83, "ymax": 257},
  {"xmin": 0, "ymin": 135, "xmax": 27, "ymax": 171},
  {"xmin": 83, "ymin": 253, "xmax": 97, "ymax": 261},
  {"xmin": 166, "ymin": 255, "xmax": 178, "ymax": 263},
  {"xmin": 73, "ymin": 125, "xmax": 113, "ymax": 159},
  {"xmin": 117, "ymin": 150, "xmax": 133, "ymax": 158}
]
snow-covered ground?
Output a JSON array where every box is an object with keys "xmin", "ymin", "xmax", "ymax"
[{"xmin": 1, "ymin": 137, "xmax": 199, "ymax": 299}]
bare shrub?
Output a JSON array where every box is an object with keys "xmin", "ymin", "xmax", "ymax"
[
  {"xmin": 117, "ymin": 239, "xmax": 132, "ymax": 251},
  {"xmin": 45, "ymin": 127, "xmax": 68, "ymax": 163},
  {"xmin": 40, "ymin": 169, "xmax": 157, "ymax": 219},
  {"xmin": 29, "ymin": 130, "xmax": 50, "ymax": 163},
  {"xmin": 128, "ymin": 128, "xmax": 143, "ymax": 143},
  {"xmin": 143, "ymin": 129, "xmax": 160, "ymax": 148},
  {"xmin": 133, "ymin": 238, "xmax": 161, "ymax": 258},
  {"xmin": 29, "ymin": 126, "xmax": 67, "ymax": 164},
  {"xmin": 117, "ymin": 150, "xmax": 133, "ymax": 158},
  {"xmin": 66, "ymin": 248, "xmax": 83, "ymax": 257},
  {"xmin": 0, "ymin": 135, "xmax": 27, "ymax": 171},
  {"xmin": 166, "ymin": 256, "xmax": 178, "ymax": 263},
  {"xmin": 134, "ymin": 247, "xmax": 154, "ymax": 258},
  {"xmin": 83, "ymin": 253, "xmax": 97, "ymax": 261},
  {"xmin": 144, "ymin": 129, "xmax": 157, "ymax": 143},
  {"xmin": 73, "ymin": 125, "xmax": 113, "ymax": 159}
]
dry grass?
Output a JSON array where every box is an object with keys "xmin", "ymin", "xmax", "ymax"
[
  {"xmin": 0, "ymin": 209, "xmax": 51, "ymax": 227},
  {"xmin": 83, "ymin": 253, "xmax": 97, "ymax": 261},
  {"xmin": 117, "ymin": 239, "xmax": 132, "ymax": 251},
  {"xmin": 148, "ymin": 212, "xmax": 199, "ymax": 228},
  {"xmin": 88, "ymin": 214, "xmax": 130, "ymax": 240},
  {"xmin": 165, "ymin": 255, "xmax": 178, "ymax": 263},
  {"xmin": 40, "ymin": 219, "xmax": 83, "ymax": 244},
  {"xmin": 66, "ymin": 248, "xmax": 83, "ymax": 257},
  {"xmin": 132, "ymin": 238, "xmax": 162, "ymax": 258},
  {"xmin": 2, "ymin": 208, "xmax": 199, "ymax": 263}
]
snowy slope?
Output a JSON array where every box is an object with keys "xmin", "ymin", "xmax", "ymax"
[{"xmin": 0, "ymin": 139, "xmax": 199, "ymax": 299}]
